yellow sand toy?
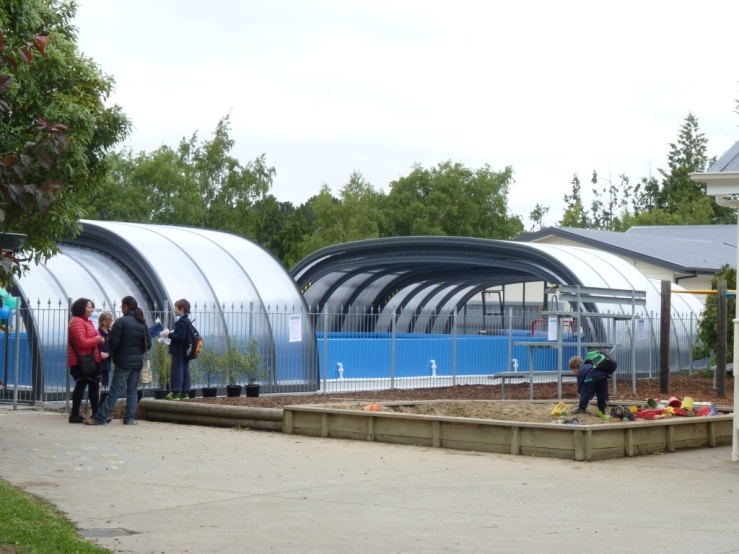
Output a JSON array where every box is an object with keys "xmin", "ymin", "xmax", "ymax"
[{"xmin": 551, "ymin": 402, "xmax": 569, "ymax": 416}]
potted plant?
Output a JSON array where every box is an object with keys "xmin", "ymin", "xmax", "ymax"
[
  {"xmin": 150, "ymin": 340, "xmax": 170, "ymax": 399},
  {"xmin": 243, "ymin": 338, "xmax": 268, "ymax": 397},
  {"xmin": 223, "ymin": 343, "xmax": 245, "ymax": 397},
  {"xmin": 195, "ymin": 344, "xmax": 221, "ymax": 398},
  {"xmin": 186, "ymin": 355, "xmax": 202, "ymax": 398}
]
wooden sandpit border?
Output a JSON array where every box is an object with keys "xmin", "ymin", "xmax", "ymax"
[
  {"xmin": 283, "ymin": 400, "xmax": 734, "ymax": 461},
  {"xmin": 139, "ymin": 399, "xmax": 734, "ymax": 462}
]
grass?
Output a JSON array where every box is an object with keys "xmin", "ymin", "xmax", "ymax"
[{"xmin": 0, "ymin": 479, "xmax": 110, "ymax": 553}]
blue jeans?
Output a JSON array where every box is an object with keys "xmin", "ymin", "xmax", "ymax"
[{"xmin": 93, "ymin": 367, "xmax": 139, "ymax": 424}]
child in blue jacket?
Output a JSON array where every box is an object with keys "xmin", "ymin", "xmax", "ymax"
[
  {"xmin": 162, "ymin": 299, "xmax": 192, "ymax": 400},
  {"xmin": 569, "ymin": 355, "xmax": 609, "ymax": 415}
]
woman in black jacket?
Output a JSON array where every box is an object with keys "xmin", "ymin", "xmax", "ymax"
[{"xmin": 86, "ymin": 296, "xmax": 151, "ymax": 425}]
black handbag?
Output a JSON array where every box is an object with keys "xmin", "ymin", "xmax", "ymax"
[{"xmin": 69, "ymin": 339, "xmax": 97, "ymax": 377}]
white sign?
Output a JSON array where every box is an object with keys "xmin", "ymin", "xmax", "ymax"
[
  {"xmin": 636, "ymin": 318, "xmax": 647, "ymax": 340},
  {"xmin": 547, "ymin": 317, "xmax": 558, "ymax": 341},
  {"xmin": 289, "ymin": 314, "xmax": 302, "ymax": 343}
]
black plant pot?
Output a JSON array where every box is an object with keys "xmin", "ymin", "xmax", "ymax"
[
  {"xmin": 154, "ymin": 389, "xmax": 169, "ymax": 400},
  {"xmin": 202, "ymin": 387, "xmax": 218, "ymax": 398},
  {"xmin": 245, "ymin": 384, "xmax": 260, "ymax": 398},
  {"xmin": 188, "ymin": 388, "xmax": 197, "ymax": 399},
  {"xmin": 226, "ymin": 384, "xmax": 242, "ymax": 397}
]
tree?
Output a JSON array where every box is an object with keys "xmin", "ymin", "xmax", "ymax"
[
  {"xmin": 559, "ymin": 174, "xmax": 589, "ymax": 228},
  {"xmin": 91, "ymin": 116, "xmax": 275, "ymax": 237},
  {"xmin": 528, "ymin": 203, "xmax": 549, "ymax": 232},
  {"xmin": 383, "ymin": 161, "xmax": 523, "ymax": 239},
  {"xmin": 90, "ymin": 146, "xmax": 205, "ymax": 225},
  {"xmin": 658, "ymin": 113, "xmax": 709, "ymax": 208},
  {"xmin": 589, "ymin": 171, "xmax": 629, "ymax": 231},
  {"xmin": 557, "ymin": 114, "xmax": 736, "ymax": 230},
  {"xmin": 650, "ymin": 113, "xmax": 733, "ymax": 224},
  {"xmin": 248, "ymin": 195, "xmax": 298, "ymax": 265},
  {"xmin": 0, "ymin": 0, "xmax": 130, "ymax": 286},
  {"xmin": 300, "ymin": 172, "xmax": 384, "ymax": 257},
  {"xmin": 692, "ymin": 264, "xmax": 736, "ymax": 365}
]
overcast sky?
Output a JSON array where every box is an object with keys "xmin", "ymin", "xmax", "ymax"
[{"xmin": 73, "ymin": 0, "xmax": 739, "ymax": 226}]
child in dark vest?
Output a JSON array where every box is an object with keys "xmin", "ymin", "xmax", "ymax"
[
  {"xmin": 569, "ymin": 355, "xmax": 610, "ymax": 415},
  {"xmin": 162, "ymin": 299, "xmax": 192, "ymax": 400}
]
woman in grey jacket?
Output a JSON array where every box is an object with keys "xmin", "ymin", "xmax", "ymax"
[{"xmin": 86, "ymin": 296, "xmax": 151, "ymax": 425}]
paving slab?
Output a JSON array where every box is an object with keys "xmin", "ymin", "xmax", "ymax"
[{"xmin": 1, "ymin": 407, "xmax": 738, "ymax": 553}]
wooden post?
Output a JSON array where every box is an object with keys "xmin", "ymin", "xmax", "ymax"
[
  {"xmin": 659, "ymin": 280, "xmax": 671, "ymax": 394},
  {"xmin": 716, "ymin": 279, "xmax": 727, "ymax": 398}
]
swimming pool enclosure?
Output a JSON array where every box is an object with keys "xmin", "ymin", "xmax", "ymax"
[{"xmin": 0, "ymin": 301, "xmax": 709, "ymax": 406}]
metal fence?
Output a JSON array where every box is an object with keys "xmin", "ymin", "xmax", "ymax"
[{"xmin": 0, "ymin": 302, "xmax": 710, "ymax": 408}]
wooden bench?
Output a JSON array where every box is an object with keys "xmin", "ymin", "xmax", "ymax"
[{"xmin": 488, "ymin": 371, "xmax": 578, "ymax": 400}]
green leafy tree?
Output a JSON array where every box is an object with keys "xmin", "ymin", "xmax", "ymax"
[
  {"xmin": 248, "ymin": 195, "xmax": 297, "ymax": 264},
  {"xmin": 629, "ymin": 175, "xmax": 660, "ymax": 216},
  {"xmin": 641, "ymin": 113, "xmax": 733, "ymax": 225},
  {"xmin": 590, "ymin": 171, "xmax": 629, "ymax": 231},
  {"xmin": 559, "ymin": 174, "xmax": 589, "ymax": 228},
  {"xmin": 658, "ymin": 113, "xmax": 710, "ymax": 207},
  {"xmin": 91, "ymin": 146, "xmax": 205, "ymax": 224},
  {"xmin": 383, "ymin": 161, "xmax": 522, "ymax": 239},
  {"xmin": 0, "ymin": 0, "xmax": 129, "ymax": 286},
  {"xmin": 559, "ymin": 114, "xmax": 736, "ymax": 230},
  {"xmin": 300, "ymin": 172, "xmax": 384, "ymax": 256},
  {"xmin": 279, "ymin": 207, "xmax": 310, "ymax": 269},
  {"xmin": 92, "ymin": 115, "xmax": 276, "ymax": 236},
  {"xmin": 692, "ymin": 265, "xmax": 736, "ymax": 365},
  {"xmin": 527, "ymin": 203, "xmax": 549, "ymax": 232}
]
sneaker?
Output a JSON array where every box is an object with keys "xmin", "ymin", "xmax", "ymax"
[
  {"xmin": 177, "ymin": 393, "xmax": 190, "ymax": 400},
  {"xmin": 83, "ymin": 418, "xmax": 98, "ymax": 426},
  {"xmin": 68, "ymin": 415, "xmax": 84, "ymax": 424},
  {"xmin": 123, "ymin": 419, "xmax": 136, "ymax": 425},
  {"xmin": 572, "ymin": 408, "xmax": 587, "ymax": 415},
  {"xmin": 165, "ymin": 392, "xmax": 180, "ymax": 401}
]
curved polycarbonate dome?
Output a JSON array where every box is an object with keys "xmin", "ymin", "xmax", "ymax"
[
  {"xmin": 291, "ymin": 236, "xmax": 704, "ymax": 371},
  {"xmin": 525, "ymin": 244, "xmax": 702, "ymax": 316},
  {"xmin": 292, "ymin": 237, "xmax": 703, "ymax": 322},
  {"xmin": 14, "ymin": 221, "xmax": 317, "ymax": 395}
]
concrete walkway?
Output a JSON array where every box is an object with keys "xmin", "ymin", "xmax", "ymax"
[{"xmin": 1, "ymin": 406, "xmax": 738, "ymax": 553}]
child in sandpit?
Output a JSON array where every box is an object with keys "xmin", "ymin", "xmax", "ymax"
[{"xmin": 569, "ymin": 355, "xmax": 609, "ymax": 416}]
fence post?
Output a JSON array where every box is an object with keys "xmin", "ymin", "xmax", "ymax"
[
  {"xmin": 65, "ymin": 297, "xmax": 72, "ymax": 413},
  {"xmin": 689, "ymin": 313, "xmax": 695, "ymax": 375},
  {"xmin": 452, "ymin": 307, "xmax": 458, "ymax": 386},
  {"xmin": 322, "ymin": 306, "xmax": 328, "ymax": 392},
  {"xmin": 391, "ymin": 308, "xmax": 397, "ymax": 388},
  {"xmin": 659, "ymin": 280, "xmax": 671, "ymax": 394},
  {"xmin": 716, "ymin": 279, "xmax": 728, "ymax": 397},
  {"xmin": 507, "ymin": 308, "xmax": 513, "ymax": 372},
  {"xmin": 13, "ymin": 300, "xmax": 21, "ymax": 410},
  {"xmin": 648, "ymin": 311, "xmax": 657, "ymax": 379}
]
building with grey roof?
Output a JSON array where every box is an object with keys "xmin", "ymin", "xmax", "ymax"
[{"xmin": 517, "ymin": 225, "xmax": 735, "ymax": 294}]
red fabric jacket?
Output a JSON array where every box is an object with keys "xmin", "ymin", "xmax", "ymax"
[{"xmin": 67, "ymin": 316, "xmax": 101, "ymax": 367}]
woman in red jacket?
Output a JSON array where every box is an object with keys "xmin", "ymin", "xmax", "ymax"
[{"xmin": 67, "ymin": 298, "xmax": 104, "ymax": 423}]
